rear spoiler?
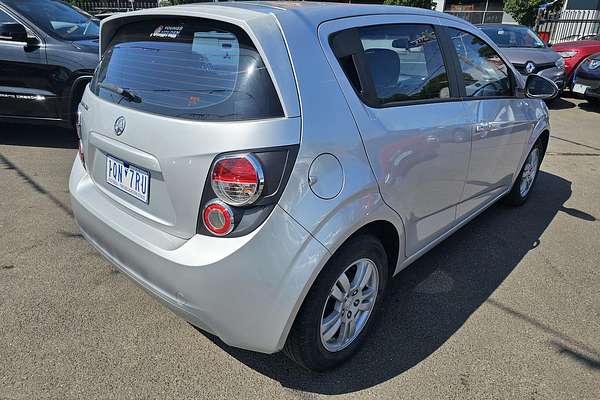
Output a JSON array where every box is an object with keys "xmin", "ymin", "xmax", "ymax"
[{"xmin": 100, "ymin": 13, "xmax": 164, "ymax": 56}]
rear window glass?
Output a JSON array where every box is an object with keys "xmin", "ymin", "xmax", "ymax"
[{"xmin": 91, "ymin": 18, "xmax": 284, "ymax": 121}]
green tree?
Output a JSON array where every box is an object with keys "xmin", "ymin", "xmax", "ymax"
[
  {"xmin": 503, "ymin": 0, "xmax": 563, "ymax": 27},
  {"xmin": 383, "ymin": 0, "xmax": 435, "ymax": 9}
]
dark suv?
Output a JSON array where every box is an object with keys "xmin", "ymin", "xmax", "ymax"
[{"xmin": 0, "ymin": 0, "xmax": 99, "ymax": 127}]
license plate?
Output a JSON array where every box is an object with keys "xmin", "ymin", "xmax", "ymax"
[
  {"xmin": 573, "ymin": 83, "xmax": 589, "ymax": 94},
  {"xmin": 106, "ymin": 155, "xmax": 150, "ymax": 204}
]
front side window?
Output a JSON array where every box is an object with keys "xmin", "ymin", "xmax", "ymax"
[
  {"xmin": 91, "ymin": 18, "xmax": 283, "ymax": 121},
  {"xmin": 2, "ymin": 0, "xmax": 98, "ymax": 41},
  {"xmin": 336, "ymin": 24, "xmax": 452, "ymax": 106},
  {"xmin": 448, "ymin": 28, "xmax": 513, "ymax": 97}
]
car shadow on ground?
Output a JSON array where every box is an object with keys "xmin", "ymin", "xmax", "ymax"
[
  {"xmin": 551, "ymin": 92, "xmax": 600, "ymax": 113},
  {"xmin": 578, "ymin": 101, "xmax": 600, "ymax": 113},
  {"xmin": 197, "ymin": 170, "xmax": 596, "ymax": 394},
  {"xmin": 0, "ymin": 122, "xmax": 76, "ymax": 149},
  {"xmin": 548, "ymin": 97, "xmax": 576, "ymax": 110}
]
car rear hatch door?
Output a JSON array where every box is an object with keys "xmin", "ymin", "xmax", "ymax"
[{"xmin": 80, "ymin": 14, "xmax": 299, "ymax": 239}]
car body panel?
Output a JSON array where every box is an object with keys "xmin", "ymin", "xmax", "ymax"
[
  {"xmin": 71, "ymin": 3, "xmax": 551, "ymax": 354},
  {"xmin": 457, "ymin": 98, "xmax": 537, "ymax": 219},
  {"xmin": 499, "ymin": 46, "xmax": 561, "ymax": 66},
  {"xmin": 70, "ymin": 155, "xmax": 331, "ymax": 353}
]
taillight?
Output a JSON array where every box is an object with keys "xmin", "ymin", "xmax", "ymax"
[
  {"xmin": 203, "ymin": 200, "xmax": 234, "ymax": 236},
  {"xmin": 211, "ymin": 154, "xmax": 264, "ymax": 206},
  {"xmin": 198, "ymin": 146, "xmax": 299, "ymax": 238}
]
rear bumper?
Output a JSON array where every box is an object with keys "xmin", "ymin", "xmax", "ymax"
[{"xmin": 69, "ymin": 156, "xmax": 330, "ymax": 353}]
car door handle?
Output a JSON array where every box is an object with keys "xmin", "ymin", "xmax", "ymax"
[{"xmin": 475, "ymin": 122, "xmax": 491, "ymax": 133}]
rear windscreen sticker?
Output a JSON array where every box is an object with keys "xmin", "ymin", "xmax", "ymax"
[
  {"xmin": 150, "ymin": 25, "xmax": 184, "ymax": 39},
  {"xmin": 192, "ymin": 31, "xmax": 240, "ymax": 73}
]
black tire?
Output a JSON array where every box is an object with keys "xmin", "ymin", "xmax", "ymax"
[
  {"xmin": 502, "ymin": 140, "xmax": 545, "ymax": 207},
  {"xmin": 283, "ymin": 234, "xmax": 389, "ymax": 371}
]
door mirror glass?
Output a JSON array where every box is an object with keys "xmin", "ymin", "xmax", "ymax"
[
  {"xmin": 525, "ymin": 74, "xmax": 559, "ymax": 99},
  {"xmin": 0, "ymin": 22, "xmax": 28, "ymax": 43}
]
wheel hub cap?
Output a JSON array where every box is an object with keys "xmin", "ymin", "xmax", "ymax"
[
  {"xmin": 320, "ymin": 258, "xmax": 379, "ymax": 352},
  {"xmin": 520, "ymin": 148, "xmax": 540, "ymax": 197}
]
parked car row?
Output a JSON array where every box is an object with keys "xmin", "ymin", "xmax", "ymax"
[
  {"xmin": 553, "ymin": 37, "xmax": 600, "ymax": 100},
  {"xmin": 476, "ymin": 23, "xmax": 600, "ymax": 105},
  {"xmin": 0, "ymin": 0, "xmax": 592, "ymax": 372},
  {"xmin": 1, "ymin": 1, "xmax": 599, "ymax": 131}
]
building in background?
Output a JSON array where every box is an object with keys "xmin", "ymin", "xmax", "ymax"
[
  {"xmin": 564, "ymin": 0, "xmax": 600, "ymax": 11},
  {"xmin": 434, "ymin": 0, "xmax": 516, "ymax": 24}
]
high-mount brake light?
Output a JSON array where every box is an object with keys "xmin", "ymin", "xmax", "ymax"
[
  {"xmin": 211, "ymin": 154, "xmax": 264, "ymax": 206},
  {"xmin": 203, "ymin": 200, "xmax": 234, "ymax": 236}
]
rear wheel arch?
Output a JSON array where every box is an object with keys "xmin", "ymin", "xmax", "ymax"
[
  {"xmin": 283, "ymin": 228, "xmax": 395, "ymax": 369},
  {"xmin": 278, "ymin": 219, "xmax": 402, "ymax": 352},
  {"xmin": 340, "ymin": 220, "xmax": 400, "ymax": 280}
]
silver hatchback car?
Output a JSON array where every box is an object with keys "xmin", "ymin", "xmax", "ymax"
[{"xmin": 70, "ymin": 2, "xmax": 557, "ymax": 371}]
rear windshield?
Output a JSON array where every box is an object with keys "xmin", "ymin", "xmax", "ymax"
[{"xmin": 91, "ymin": 18, "xmax": 284, "ymax": 121}]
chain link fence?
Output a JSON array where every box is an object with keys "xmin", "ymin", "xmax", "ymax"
[{"xmin": 71, "ymin": 1, "xmax": 161, "ymax": 15}]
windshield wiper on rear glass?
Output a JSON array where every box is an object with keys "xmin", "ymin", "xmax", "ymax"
[{"xmin": 98, "ymin": 82, "xmax": 141, "ymax": 103}]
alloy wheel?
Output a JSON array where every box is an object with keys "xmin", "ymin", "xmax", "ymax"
[
  {"xmin": 319, "ymin": 258, "xmax": 379, "ymax": 352},
  {"xmin": 520, "ymin": 148, "xmax": 540, "ymax": 197}
]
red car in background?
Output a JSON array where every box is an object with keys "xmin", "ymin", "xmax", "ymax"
[{"xmin": 552, "ymin": 36, "xmax": 600, "ymax": 87}]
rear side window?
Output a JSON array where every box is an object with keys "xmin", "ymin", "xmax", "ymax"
[
  {"xmin": 447, "ymin": 28, "xmax": 513, "ymax": 97},
  {"xmin": 332, "ymin": 24, "xmax": 452, "ymax": 106},
  {"xmin": 91, "ymin": 18, "xmax": 283, "ymax": 121}
]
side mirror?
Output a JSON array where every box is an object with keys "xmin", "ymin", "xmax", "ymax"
[
  {"xmin": 525, "ymin": 74, "xmax": 559, "ymax": 99},
  {"xmin": 0, "ymin": 22, "xmax": 28, "ymax": 43}
]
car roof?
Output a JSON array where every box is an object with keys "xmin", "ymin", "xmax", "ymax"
[
  {"xmin": 150, "ymin": 1, "xmax": 466, "ymax": 27},
  {"xmin": 476, "ymin": 23, "xmax": 527, "ymax": 28}
]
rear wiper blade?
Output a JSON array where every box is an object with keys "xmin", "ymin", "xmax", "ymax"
[{"xmin": 98, "ymin": 82, "xmax": 141, "ymax": 103}]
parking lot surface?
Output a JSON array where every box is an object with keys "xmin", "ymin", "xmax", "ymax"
[{"xmin": 1, "ymin": 97, "xmax": 599, "ymax": 399}]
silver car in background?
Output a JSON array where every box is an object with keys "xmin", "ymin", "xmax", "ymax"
[{"xmin": 70, "ymin": 2, "xmax": 557, "ymax": 371}]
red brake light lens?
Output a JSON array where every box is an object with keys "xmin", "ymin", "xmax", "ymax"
[
  {"xmin": 211, "ymin": 154, "xmax": 264, "ymax": 206},
  {"xmin": 203, "ymin": 200, "xmax": 234, "ymax": 236}
]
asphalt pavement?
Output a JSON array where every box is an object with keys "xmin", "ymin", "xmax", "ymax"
[{"xmin": 1, "ymin": 97, "xmax": 599, "ymax": 399}]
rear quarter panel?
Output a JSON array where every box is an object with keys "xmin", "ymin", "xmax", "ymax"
[{"xmin": 275, "ymin": 11, "xmax": 406, "ymax": 267}]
